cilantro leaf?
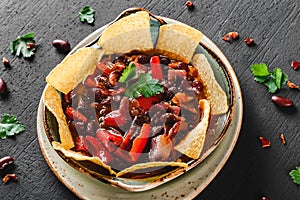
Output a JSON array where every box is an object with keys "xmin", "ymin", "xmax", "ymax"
[
  {"xmin": 119, "ymin": 62, "xmax": 137, "ymax": 84},
  {"xmin": 9, "ymin": 32, "xmax": 35, "ymax": 58},
  {"xmin": 289, "ymin": 167, "xmax": 300, "ymax": 185},
  {"xmin": 251, "ymin": 63, "xmax": 269, "ymax": 77},
  {"xmin": 250, "ymin": 63, "xmax": 288, "ymax": 93},
  {"xmin": 0, "ymin": 114, "xmax": 25, "ymax": 139},
  {"xmin": 264, "ymin": 80, "xmax": 278, "ymax": 93},
  {"xmin": 79, "ymin": 6, "xmax": 95, "ymax": 24},
  {"xmin": 125, "ymin": 74, "xmax": 164, "ymax": 98},
  {"xmin": 254, "ymin": 76, "xmax": 268, "ymax": 83},
  {"xmin": 272, "ymin": 67, "xmax": 283, "ymax": 88}
]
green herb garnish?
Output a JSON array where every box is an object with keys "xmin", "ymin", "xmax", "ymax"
[
  {"xmin": 9, "ymin": 32, "xmax": 35, "ymax": 58},
  {"xmin": 79, "ymin": 6, "xmax": 95, "ymax": 24},
  {"xmin": 250, "ymin": 63, "xmax": 288, "ymax": 93},
  {"xmin": 0, "ymin": 114, "xmax": 25, "ymax": 139},
  {"xmin": 119, "ymin": 63, "xmax": 164, "ymax": 98},
  {"xmin": 289, "ymin": 166, "xmax": 300, "ymax": 185},
  {"xmin": 119, "ymin": 62, "xmax": 138, "ymax": 84}
]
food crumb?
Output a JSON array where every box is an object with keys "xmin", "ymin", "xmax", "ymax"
[
  {"xmin": 259, "ymin": 136, "xmax": 271, "ymax": 148},
  {"xmin": 223, "ymin": 32, "xmax": 239, "ymax": 42},
  {"xmin": 2, "ymin": 57, "xmax": 10, "ymax": 68},
  {"xmin": 287, "ymin": 80, "xmax": 299, "ymax": 89},
  {"xmin": 244, "ymin": 37, "xmax": 255, "ymax": 45},
  {"xmin": 280, "ymin": 133, "xmax": 286, "ymax": 145},
  {"xmin": 3, "ymin": 174, "xmax": 18, "ymax": 183},
  {"xmin": 291, "ymin": 60, "xmax": 300, "ymax": 70},
  {"xmin": 185, "ymin": 1, "xmax": 194, "ymax": 9}
]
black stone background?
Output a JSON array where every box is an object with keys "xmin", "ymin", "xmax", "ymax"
[{"xmin": 0, "ymin": 0, "xmax": 299, "ymax": 199}]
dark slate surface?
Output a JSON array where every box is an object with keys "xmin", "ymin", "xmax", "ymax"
[{"xmin": 0, "ymin": 0, "xmax": 299, "ymax": 199}]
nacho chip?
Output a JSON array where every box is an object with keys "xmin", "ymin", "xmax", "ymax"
[
  {"xmin": 97, "ymin": 11, "xmax": 153, "ymax": 54},
  {"xmin": 117, "ymin": 161, "xmax": 188, "ymax": 178},
  {"xmin": 192, "ymin": 54, "xmax": 228, "ymax": 115},
  {"xmin": 155, "ymin": 24, "xmax": 202, "ymax": 63},
  {"xmin": 174, "ymin": 99, "xmax": 210, "ymax": 159},
  {"xmin": 52, "ymin": 141, "xmax": 117, "ymax": 175},
  {"xmin": 46, "ymin": 47, "xmax": 104, "ymax": 94},
  {"xmin": 43, "ymin": 86, "xmax": 74, "ymax": 149}
]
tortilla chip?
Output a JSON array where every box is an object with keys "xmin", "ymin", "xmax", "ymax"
[
  {"xmin": 174, "ymin": 99, "xmax": 210, "ymax": 159},
  {"xmin": 97, "ymin": 11, "xmax": 153, "ymax": 54},
  {"xmin": 192, "ymin": 54, "xmax": 228, "ymax": 115},
  {"xmin": 117, "ymin": 161, "xmax": 187, "ymax": 178},
  {"xmin": 52, "ymin": 141, "xmax": 117, "ymax": 175},
  {"xmin": 46, "ymin": 47, "xmax": 104, "ymax": 94},
  {"xmin": 43, "ymin": 86, "xmax": 74, "ymax": 149},
  {"xmin": 155, "ymin": 24, "xmax": 202, "ymax": 63}
]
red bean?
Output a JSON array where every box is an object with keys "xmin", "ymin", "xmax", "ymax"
[
  {"xmin": 0, "ymin": 156, "xmax": 14, "ymax": 170},
  {"xmin": 0, "ymin": 78, "xmax": 7, "ymax": 94},
  {"xmin": 52, "ymin": 39, "xmax": 71, "ymax": 53},
  {"xmin": 271, "ymin": 95, "xmax": 293, "ymax": 107}
]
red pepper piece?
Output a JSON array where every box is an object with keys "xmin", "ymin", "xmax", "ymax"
[
  {"xmin": 103, "ymin": 97, "xmax": 130, "ymax": 127},
  {"xmin": 96, "ymin": 128, "xmax": 123, "ymax": 148},
  {"xmin": 75, "ymin": 136, "xmax": 89, "ymax": 153},
  {"xmin": 129, "ymin": 123, "xmax": 151, "ymax": 162},
  {"xmin": 136, "ymin": 94, "xmax": 162, "ymax": 111},
  {"xmin": 120, "ymin": 125, "xmax": 136, "ymax": 151},
  {"xmin": 65, "ymin": 107, "xmax": 87, "ymax": 123},
  {"xmin": 150, "ymin": 56, "xmax": 163, "ymax": 79},
  {"xmin": 85, "ymin": 136, "xmax": 114, "ymax": 164}
]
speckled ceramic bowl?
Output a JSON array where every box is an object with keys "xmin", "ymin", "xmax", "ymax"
[{"xmin": 37, "ymin": 8, "xmax": 243, "ymax": 198}]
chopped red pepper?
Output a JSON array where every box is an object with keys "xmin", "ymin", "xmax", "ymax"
[
  {"xmin": 120, "ymin": 125, "xmax": 135, "ymax": 151},
  {"xmin": 103, "ymin": 97, "xmax": 130, "ymax": 127},
  {"xmin": 85, "ymin": 136, "xmax": 114, "ymax": 164},
  {"xmin": 65, "ymin": 107, "xmax": 87, "ymax": 123},
  {"xmin": 75, "ymin": 136, "xmax": 89, "ymax": 153},
  {"xmin": 96, "ymin": 128, "xmax": 123, "ymax": 148},
  {"xmin": 150, "ymin": 56, "xmax": 163, "ymax": 80},
  {"xmin": 129, "ymin": 123, "xmax": 151, "ymax": 162},
  {"xmin": 136, "ymin": 94, "xmax": 162, "ymax": 111}
]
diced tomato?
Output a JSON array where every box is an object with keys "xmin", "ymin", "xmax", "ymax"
[
  {"xmin": 150, "ymin": 56, "xmax": 163, "ymax": 79},
  {"xmin": 129, "ymin": 123, "xmax": 151, "ymax": 162},
  {"xmin": 136, "ymin": 94, "xmax": 162, "ymax": 111},
  {"xmin": 65, "ymin": 107, "xmax": 87, "ymax": 123},
  {"xmin": 85, "ymin": 136, "xmax": 114, "ymax": 164}
]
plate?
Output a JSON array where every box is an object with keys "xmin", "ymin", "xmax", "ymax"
[{"xmin": 37, "ymin": 9, "xmax": 243, "ymax": 199}]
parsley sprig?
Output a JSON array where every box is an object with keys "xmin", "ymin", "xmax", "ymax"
[
  {"xmin": 250, "ymin": 63, "xmax": 288, "ymax": 93},
  {"xmin": 289, "ymin": 166, "xmax": 300, "ymax": 185},
  {"xmin": 9, "ymin": 32, "xmax": 35, "ymax": 58},
  {"xmin": 119, "ymin": 62, "xmax": 164, "ymax": 98},
  {"xmin": 79, "ymin": 6, "xmax": 95, "ymax": 24},
  {"xmin": 0, "ymin": 114, "xmax": 25, "ymax": 139}
]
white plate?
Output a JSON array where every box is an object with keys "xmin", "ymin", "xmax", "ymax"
[{"xmin": 37, "ymin": 14, "xmax": 243, "ymax": 199}]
